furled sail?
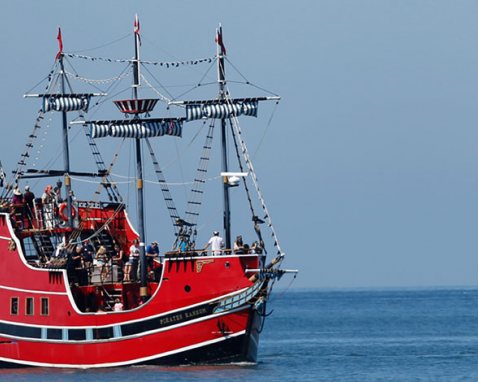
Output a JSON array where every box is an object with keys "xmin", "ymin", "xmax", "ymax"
[
  {"xmin": 87, "ymin": 118, "xmax": 183, "ymax": 139},
  {"xmin": 42, "ymin": 94, "xmax": 93, "ymax": 113},
  {"xmin": 182, "ymin": 98, "xmax": 262, "ymax": 121}
]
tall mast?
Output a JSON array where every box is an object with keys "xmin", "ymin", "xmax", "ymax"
[
  {"xmin": 133, "ymin": 15, "xmax": 148, "ymax": 299},
  {"xmin": 217, "ymin": 25, "xmax": 231, "ymax": 250},
  {"xmin": 58, "ymin": 39, "xmax": 73, "ymax": 227}
]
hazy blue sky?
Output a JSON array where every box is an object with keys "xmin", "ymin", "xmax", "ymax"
[{"xmin": 1, "ymin": 1, "xmax": 478, "ymax": 289}]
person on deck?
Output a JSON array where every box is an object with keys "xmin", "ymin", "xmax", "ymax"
[
  {"xmin": 128, "ymin": 239, "xmax": 140, "ymax": 282},
  {"xmin": 41, "ymin": 185, "xmax": 55, "ymax": 229},
  {"xmin": 146, "ymin": 241, "xmax": 159, "ymax": 267},
  {"xmin": 23, "ymin": 186, "xmax": 35, "ymax": 226},
  {"xmin": 11, "ymin": 188, "xmax": 24, "ymax": 228},
  {"xmin": 204, "ymin": 231, "xmax": 225, "ymax": 256},
  {"xmin": 233, "ymin": 235, "xmax": 244, "ymax": 254},
  {"xmin": 12, "ymin": 188, "xmax": 23, "ymax": 205}
]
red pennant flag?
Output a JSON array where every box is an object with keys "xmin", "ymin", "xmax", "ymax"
[
  {"xmin": 134, "ymin": 14, "xmax": 141, "ymax": 46},
  {"xmin": 55, "ymin": 27, "xmax": 63, "ymax": 61},
  {"xmin": 215, "ymin": 29, "xmax": 226, "ymax": 56}
]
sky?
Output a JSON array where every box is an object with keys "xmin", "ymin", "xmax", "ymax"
[{"xmin": 1, "ymin": 1, "xmax": 478, "ymax": 289}]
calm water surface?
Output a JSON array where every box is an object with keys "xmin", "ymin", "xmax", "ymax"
[{"xmin": 2, "ymin": 288, "xmax": 478, "ymax": 381}]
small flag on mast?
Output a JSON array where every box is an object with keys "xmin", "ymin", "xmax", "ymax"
[
  {"xmin": 134, "ymin": 14, "xmax": 141, "ymax": 46},
  {"xmin": 55, "ymin": 27, "xmax": 63, "ymax": 61},
  {"xmin": 215, "ymin": 27, "xmax": 227, "ymax": 56}
]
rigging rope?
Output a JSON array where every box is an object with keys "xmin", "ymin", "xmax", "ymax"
[
  {"xmin": 65, "ymin": 68, "xmax": 132, "ymax": 85},
  {"xmin": 65, "ymin": 53, "xmax": 215, "ymax": 67},
  {"xmin": 80, "ymin": 113, "xmax": 123, "ymax": 203},
  {"xmin": 229, "ymin": 118, "xmax": 266, "ymax": 252},
  {"xmin": 144, "ymin": 138, "xmax": 181, "ymax": 237},
  {"xmin": 227, "ymin": 98, "xmax": 285, "ymax": 258},
  {"xmin": 184, "ymin": 120, "xmax": 216, "ymax": 245}
]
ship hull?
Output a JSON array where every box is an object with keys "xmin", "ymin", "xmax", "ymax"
[{"xmin": 0, "ymin": 304, "xmax": 264, "ymax": 368}]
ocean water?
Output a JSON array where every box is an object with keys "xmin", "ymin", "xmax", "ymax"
[{"xmin": 2, "ymin": 288, "xmax": 478, "ymax": 381}]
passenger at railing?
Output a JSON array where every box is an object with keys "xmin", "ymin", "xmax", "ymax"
[
  {"xmin": 68, "ymin": 245, "xmax": 84, "ymax": 285},
  {"xmin": 23, "ymin": 186, "xmax": 35, "ymax": 227},
  {"xmin": 178, "ymin": 236, "xmax": 188, "ymax": 254},
  {"xmin": 41, "ymin": 185, "xmax": 55, "ymax": 229},
  {"xmin": 82, "ymin": 241, "xmax": 94, "ymax": 283},
  {"xmin": 204, "ymin": 231, "xmax": 224, "ymax": 256},
  {"xmin": 12, "ymin": 187, "xmax": 23, "ymax": 205},
  {"xmin": 53, "ymin": 185, "xmax": 62, "ymax": 204},
  {"xmin": 11, "ymin": 187, "xmax": 24, "ymax": 229},
  {"xmin": 251, "ymin": 241, "xmax": 263, "ymax": 254},
  {"xmin": 146, "ymin": 241, "xmax": 159, "ymax": 267},
  {"xmin": 243, "ymin": 243, "xmax": 250, "ymax": 254},
  {"xmin": 111, "ymin": 243, "xmax": 125, "ymax": 270},
  {"xmin": 127, "ymin": 239, "xmax": 140, "ymax": 282},
  {"xmin": 95, "ymin": 245, "xmax": 108, "ymax": 265},
  {"xmin": 233, "ymin": 235, "xmax": 244, "ymax": 254}
]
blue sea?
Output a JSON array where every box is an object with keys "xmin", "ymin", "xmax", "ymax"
[{"xmin": 2, "ymin": 288, "xmax": 478, "ymax": 381}]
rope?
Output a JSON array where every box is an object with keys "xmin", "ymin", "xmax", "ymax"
[
  {"xmin": 144, "ymin": 138, "xmax": 181, "ymax": 236},
  {"xmin": 65, "ymin": 52, "xmax": 215, "ymax": 67},
  {"xmin": 65, "ymin": 68, "xmax": 132, "ymax": 85},
  {"xmin": 139, "ymin": 73, "xmax": 172, "ymax": 103},
  {"xmin": 229, "ymin": 118, "xmax": 266, "ymax": 251},
  {"xmin": 184, "ymin": 120, "xmax": 216, "ymax": 244},
  {"xmin": 81, "ymin": 114, "xmax": 123, "ymax": 203},
  {"xmin": 226, "ymin": 93, "xmax": 285, "ymax": 258}
]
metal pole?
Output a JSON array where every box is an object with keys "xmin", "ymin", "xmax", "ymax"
[
  {"xmin": 217, "ymin": 25, "xmax": 231, "ymax": 251},
  {"xmin": 59, "ymin": 55, "xmax": 73, "ymax": 227}
]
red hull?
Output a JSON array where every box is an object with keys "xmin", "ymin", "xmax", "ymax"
[{"xmin": 0, "ymin": 211, "xmax": 268, "ymax": 368}]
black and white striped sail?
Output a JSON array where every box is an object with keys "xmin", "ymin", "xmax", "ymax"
[
  {"xmin": 87, "ymin": 118, "xmax": 183, "ymax": 139},
  {"xmin": 41, "ymin": 94, "xmax": 93, "ymax": 113},
  {"xmin": 181, "ymin": 97, "xmax": 264, "ymax": 121}
]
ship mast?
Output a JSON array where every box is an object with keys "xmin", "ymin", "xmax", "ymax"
[
  {"xmin": 217, "ymin": 25, "xmax": 232, "ymax": 250},
  {"xmin": 58, "ymin": 53, "xmax": 74, "ymax": 228},
  {"xmin": 132, "ymin": 15, "xmax": 148, "ymax": 300}
]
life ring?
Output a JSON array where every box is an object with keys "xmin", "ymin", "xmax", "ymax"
[{"xmin": 59, "ymin": 203, "xmax": 76, "ymax": 221}]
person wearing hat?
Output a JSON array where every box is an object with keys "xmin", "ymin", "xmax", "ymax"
[
  {"xmin": 11, "ymin": 187, "xmax": 24, "ymax": 229},
  {"xmin": 12, "ymin": 187, "xmax": 23, "ymax": 205},
  {"xmin": 204, "ymin": 231, "xmax": 225, "ymax": 256}
]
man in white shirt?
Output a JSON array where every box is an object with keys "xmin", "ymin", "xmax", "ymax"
[{"xmin": 204, "ymin": 231, "xmax": 225, "ymax": 256}]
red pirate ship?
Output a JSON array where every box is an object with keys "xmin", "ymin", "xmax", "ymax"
[{"xmin": 0, "ymin": 18, "xmax": 296, "ymax": 368}]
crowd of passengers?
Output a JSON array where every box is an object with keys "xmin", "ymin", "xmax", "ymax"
[
  {"xmin": 6, "ymin": 184, "xmax": 78, "ymax": 230},
  {"xmin": 60, "ymin": 239, "xmax": 162, "ymax": 286}
]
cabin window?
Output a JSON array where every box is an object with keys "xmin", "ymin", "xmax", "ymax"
[
  {"xmin": 10, "ymin": 297, "xmax": 19, "ymax": 315},
  {"xmin": 26, "ymin": 297, "xmax": 34, "ymax": 316},
  {"xmin": 41, "ymin": 298, "xmax": 49, "ymax": 316}
]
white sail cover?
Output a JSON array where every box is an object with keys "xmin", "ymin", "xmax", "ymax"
[
  {"xmin": 90, "ymin": 119, "xmax": 182, "ymax": 139},
  {"xmin": 186, "ymin": 100, "xmax": 258, "ymax": 121},
  {"xmin": 43, "ymin": 94, "xmax": 91, "ymax": 112}
]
